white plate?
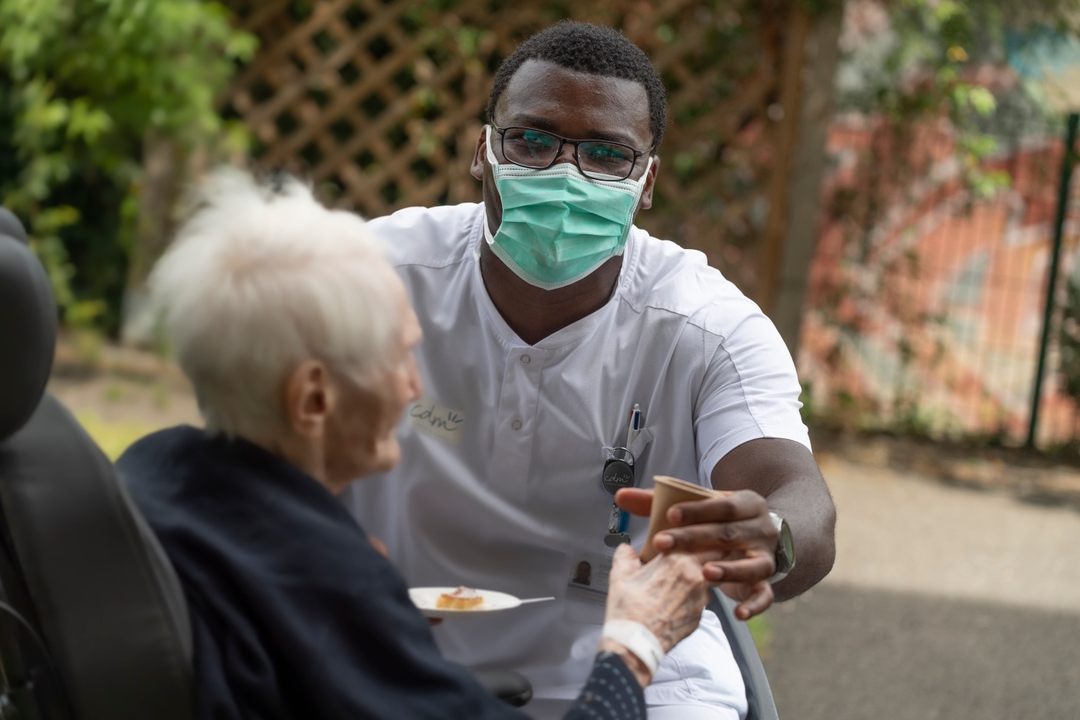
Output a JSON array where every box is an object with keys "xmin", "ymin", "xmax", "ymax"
[{"xmin": 408, "ymin": 587, "xmax": 524, "ymax": 619}]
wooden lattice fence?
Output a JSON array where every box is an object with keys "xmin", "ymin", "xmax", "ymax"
[{"xmin": 223, "ymin": 0, "xmax": 812, "ymax": 297}]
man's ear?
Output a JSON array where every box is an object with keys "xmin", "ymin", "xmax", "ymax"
[
  {"xmin": 284, "ymin": 360, "xmax": 336, "ymax": 439},
  {"xmin": 470, "ymin": 125, "xmax": 488, "ymax": 181},
  {"xmin": 638, "ymin": 155, "xmax": 660, "ymax": 211}
]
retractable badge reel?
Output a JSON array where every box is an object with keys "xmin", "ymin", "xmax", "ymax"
[
  {"xmin": 601, "ymin": 405, "xmax": 643, "ymax": 547},
  {"xmin": 602, "ymin": 447, "xmax": 633, "ymax": 547}
]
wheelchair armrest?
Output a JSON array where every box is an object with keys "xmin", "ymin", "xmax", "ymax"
[
  {"xmin": 471, "ymin": 668, "xmax": 533, "ymax": 707},
  {"xmin": 708, "ymin": 589, "xmax": 779, "ymax": 720}
]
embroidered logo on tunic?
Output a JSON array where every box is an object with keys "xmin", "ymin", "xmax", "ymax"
[{"xmin": 407, "ymin": 398, "xmax": 466, "ymax": 446}]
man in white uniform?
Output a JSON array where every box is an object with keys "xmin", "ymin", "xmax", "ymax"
[{"xmin": 346, "ymin": 21, "xmax": 836, "ymax": 720}]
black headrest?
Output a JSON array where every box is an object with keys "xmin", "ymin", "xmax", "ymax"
[
  {"xmin": 0, "ymin": 208, "xmax": 28, "ymax": 245},
  {"xmin": 0, "ymin": 235, "xmax": 57, "ymax": 443}
]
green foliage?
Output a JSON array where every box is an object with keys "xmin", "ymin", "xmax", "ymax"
[
  {"xmin": 807, "ymin": 0, "xmax": 1077, "ymax": 433},
  {"xmin": 838, "ymin": 0, "xmax": 1029, "ymax": 196},
  {"xmin": 0, "ymin": 0, "xmax": 256, "ymax": 332},
  {"xmin": 746, "ymin": 614, "xmax": 772, "ymax": 657}
]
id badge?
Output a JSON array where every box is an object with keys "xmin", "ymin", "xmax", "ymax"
[{"xmin": 564, "ymin": 550, "xmax": 612, "ymax": 624}]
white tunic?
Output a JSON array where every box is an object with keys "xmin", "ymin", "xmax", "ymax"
[{"xmin": 345, "ymin": 202, "xmax": 810, "ymax": 715}]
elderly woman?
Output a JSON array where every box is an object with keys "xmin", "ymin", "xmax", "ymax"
[{"xmin": 117, "ymin": 170, "xmax": 710, "ymax": 720}]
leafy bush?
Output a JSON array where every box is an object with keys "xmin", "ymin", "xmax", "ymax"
[
  {"xmin": 805, "ymin": 0, "xmax": 1078, "ymax": 432},
  {"xmin": 0, "ymin": 0, "xmax": 256, "ymax": 333}
]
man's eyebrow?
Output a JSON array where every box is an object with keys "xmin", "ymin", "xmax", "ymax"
[
  {"xmin": 506, "ymin": 114, "xmax": 644, "ymax": 148},
  {"xmin": 505, "ymin": 114, "xmax": 560, "ymax": 133}
]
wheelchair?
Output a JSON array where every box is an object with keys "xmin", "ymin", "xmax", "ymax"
[{"xmin": 0, "ymin": 211, "xmax": 778, "ymax": 719}]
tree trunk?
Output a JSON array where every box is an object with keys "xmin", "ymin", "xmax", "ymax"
[
  {"xmin": 758, "ymin": 2, "xmax": 845, "ymax": 360},
  {"xmin": 757, "ymin": 4, "xmax": 812, "ymax": 317},
  {"xmin": 121, "ymin": 131, "xmax": 182, "ymax": 347}
]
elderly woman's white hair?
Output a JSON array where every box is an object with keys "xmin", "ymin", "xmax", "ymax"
[{"xmin": 150, "ymin": 168, "xmax": 399, "ymax": 442}]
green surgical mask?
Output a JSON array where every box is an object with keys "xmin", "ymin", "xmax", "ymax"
[{"xmin": 484, "ymin": 126, "xmax": 652, "ymax": 290}]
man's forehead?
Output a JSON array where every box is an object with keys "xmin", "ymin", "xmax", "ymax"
[{"xmin": 496, "ymin": 59, "xmax": 652, "ymax": 146}]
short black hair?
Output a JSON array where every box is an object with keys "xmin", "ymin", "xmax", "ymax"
[{"xmin": 486, "ymin": 21, "xmax": 667, "ymax": 150}]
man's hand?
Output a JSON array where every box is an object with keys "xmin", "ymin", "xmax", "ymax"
[{"xmin": 615, "ymin": 487, "xmax": 776, "ymax": 620}]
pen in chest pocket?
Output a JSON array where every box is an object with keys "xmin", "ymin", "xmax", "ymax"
[
  {"xmin": 625, "ymin": 404, "xmax": 641, "ymax": 448},
  {"xmin": 603, "ymin": 404, "xmax": 645, "ymax": 544},
  {"xmin": 619, "ymin": 405, "xmax": 642, "ymax": 532}
]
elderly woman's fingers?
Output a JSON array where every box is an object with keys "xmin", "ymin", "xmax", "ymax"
[
  {"xmin": 664, "ymin": 553, "xmax": 711, "ymax": 612},
  {"xmin": 602, "ymin": 547, "xmax": 715, "ymax": 654},
  {"xmin": 608, "ymin": 541, "xmax": 642, "ymax": 583}
]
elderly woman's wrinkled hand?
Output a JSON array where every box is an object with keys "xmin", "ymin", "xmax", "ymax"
[{"xmin": 604, "ymin": 544, "xmax": 709, "ymax": 654}]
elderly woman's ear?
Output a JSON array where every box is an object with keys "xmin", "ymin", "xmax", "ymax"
[{"xmin": 285, "ymin": 361, "xmax": 338, "ymax": 439}]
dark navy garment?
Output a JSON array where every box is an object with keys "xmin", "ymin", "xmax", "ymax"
[{"xmin": 118, "ymin": 426, "xmax": 646, "ymax": 720}]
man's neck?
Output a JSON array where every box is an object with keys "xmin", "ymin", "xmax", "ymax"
[{"xmin": 478, "ymin": 242, "xmax": 622, "ymax": 346}]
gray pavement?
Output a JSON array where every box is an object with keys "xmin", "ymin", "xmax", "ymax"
[
  {"xmin": 763, "ymin": 583, "xmax": 1080, "ymax": 720},
  {"xmin": 818, "ymin": 453, "xmax": 1080, "ymax": 613},
  {"xmin": 759, "ymin": 453, "xmax": 1080, "ymax": 719}
]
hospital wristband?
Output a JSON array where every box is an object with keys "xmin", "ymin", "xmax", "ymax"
[{"xmin": 601, "ymin": 620, "xmax": 664, "ymax": 676}]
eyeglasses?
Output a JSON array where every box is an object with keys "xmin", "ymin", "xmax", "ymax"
[{"xmin": 491, "ymin": 125, "xmax": 652, "ymax": 181}]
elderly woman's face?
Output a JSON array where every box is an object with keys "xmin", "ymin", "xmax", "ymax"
[{"xmin": 324, "ymin": 275, "xmax": 423, "ymax": 483}]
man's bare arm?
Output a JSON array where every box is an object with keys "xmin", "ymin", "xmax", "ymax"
[
  {"xmin": 617, "ymin": 437, "xmax": 835, "ymax": 619},
  {"xmin": 708, "ymin": 437, "xmax": 836, "ymax": 602}
]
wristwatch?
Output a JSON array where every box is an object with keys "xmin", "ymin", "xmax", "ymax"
[{"xmin": 768, "ymin": 511, "xmax": 795, "ymax": 584}]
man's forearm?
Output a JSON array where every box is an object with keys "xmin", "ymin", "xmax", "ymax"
[
  {"xmin": 710, "ymin": 437, "xmax": 837, "ymax": 602},
  {"xmin": 764, "ymin": 477, "xmax": 836, "ymax": 601}
]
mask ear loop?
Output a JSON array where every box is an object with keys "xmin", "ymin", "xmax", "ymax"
[
  {"xmin": 636, "ymin": 155, "xmax": 654, "ymax": 187},
  {"xmin": 483, "ymin": 208, "xmax": 496, "ymax": 248},
  {"xmin": 485, "ymin": 125, "xmax": 498, "ymax": 166},
  {"xmin": 483, "ymin": 126, "xmax": 504, "ymax": 249},
  {"xmin": 481, "ymin": 125, "xmax": 500, "ymax": 253}
]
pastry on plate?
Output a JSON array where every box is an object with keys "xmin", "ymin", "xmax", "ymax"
[{"xmin": 435, "ymin": 586, "xmax": 484, "ymax": 610}]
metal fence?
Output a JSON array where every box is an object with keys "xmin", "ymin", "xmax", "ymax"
[{"xmin": 799, "ymin": 108, "xmax": 1080, "ymax": 448}]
